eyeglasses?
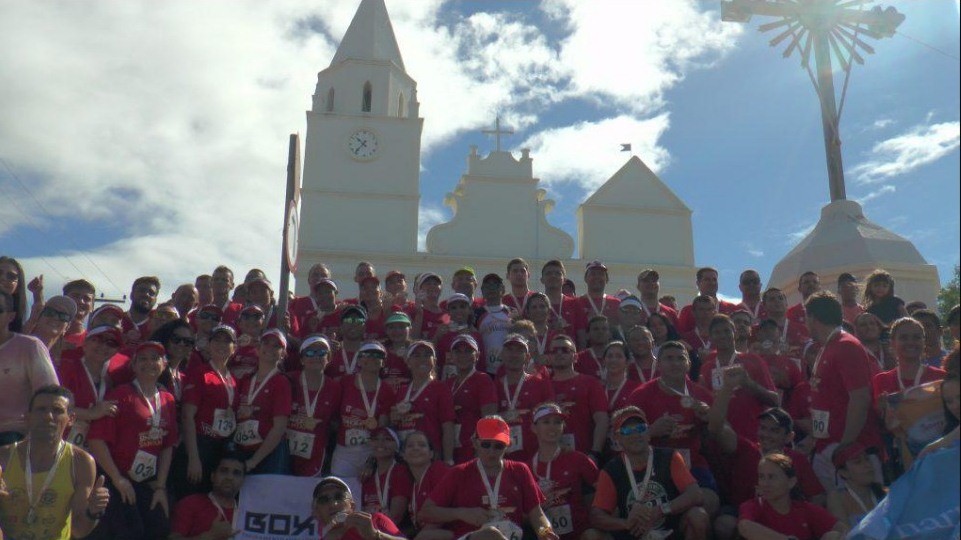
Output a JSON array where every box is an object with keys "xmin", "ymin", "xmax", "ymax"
[
  {"xmin": 0, "ymin": 271, "xmax": 19, "ymax": 282},
  {"xmin": 314, "ymin": 491, "xmax": 348, "ymax": 505},
  {"xmin": 41, "ymin": 307, "xmax": 72, "ymax": 323},
  {"xmin": 303, "ymin": 349, "xmax": 329, "ymax": 358},
  {"xmin": 198, "ymin": 312, "xmax": 221, "ymax": 321},
  {"xmin": 240, "ymin": 313, "xmax": 264, "ymax": 320},
  {"xmin": 550, "ymin": 347, "xmax": 574, "ymax": 354},
  {"xmin": 479, "ymin": 441, "xmax": 507, "ymax": 451},
  {"xmin": 342, "ymin": 316, "xmax": 366, "ymax": 325},
  {"xmin": 618, "ymin": 423, "xmax": 649, "ymax": 436},
  {"xmin": 171, "ymin": 336, "xmax": 196, "ymax": 347}
]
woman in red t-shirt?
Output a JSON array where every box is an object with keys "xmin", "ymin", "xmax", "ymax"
[
  {"xmin": 289, "ymin": 335, "xmax": 343, "ymax": 477},
  {"xmin": 738, "ymin": 453, "xmax": 844, "ymax": 540},
  {"xmin": 234, "ymin": 328, "xmax": 292, "ymax": 474},
  {"xmin": 391, "ymin": 341, "xmax": 455, "ymax": 462},
  {"xmin": 360, "ymin": 428, "xmax": 411, "ymax": 525},
  {"xmin": 382, "ymin": 312, "xmax": 413, "ymax": 391},
  {"xmin": 402, "ymin": 430, "xmax": 450, "ymax": 537}
]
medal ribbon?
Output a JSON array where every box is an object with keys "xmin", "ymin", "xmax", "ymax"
[
  {"xmin": 359, "ymin": 375, "xmax": 382, "ymax": 421},
  {"xmin": 133, "ymin": 380, "xmax": 163, "ymax": 427},
  {"xmin": 82, "ymin": 358, "xmax": 111, "ymax": 402},
  {"xmin": 845, "ymin": 485, "xmax": 877, "ymax": 514},
  {"xmin": 24, "ymin": 440, "xmax": 67, "ymax": 520},
  {"xmin": 896, "ymin": 364, "xmax": 924, "ymax": 392},
  {"xmin": 608, "ymin": 376, "xmax": 628, "ymax": 407},
  {"xmin": 404, "ymin": 377, "xmax": 432, "ymax": 404},
  {"xmin": 531, "ymin": 446, "xmax": 561, "ymax": 483},
  {"xmin": 811, "ymin": 327, "xmax": 843, "ymax": 377},
  {"xmin": 375, "ymin": 462, "xmax": 396, "ymax": 509},
  {"xmin": 301, "ymin": 372, "xmax": 325, "ymax": 417},
  {"xmin": 476, "ymin": 460, "xmax": 504, "ymax": 511},
  {"xmin": 213, "ymin": 364, "xmax": 235, "ymax": 407},
  {"xmin": 586, "ymin": 294, "xmax": 607, "ymax": 318},
  {"xmin": 246, "ymin": 368, "xmax": 278, "ymax": 406},
  {"xmin": 452, "ymin": 369, "xmax": 477, "ymax": 396},
  {"xmin": 623, "ymin": 451, "xmax": 654, "ymax": 505},
  {"xmin": 503, "ymin": 375, "xmax": 527, "ymax": 412}
]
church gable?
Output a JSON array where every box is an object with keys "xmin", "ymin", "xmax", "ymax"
[{"xmin": 581, "ymin": 156, "xmax": 690, "ymax": 214}]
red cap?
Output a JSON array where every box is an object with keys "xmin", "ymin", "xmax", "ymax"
[
  {"xmin": 135, "ymin": 341, "xmax": 166, "ymax": 356},
  {"xmin": 199, "ymin": 303, "xmax": 223, "ymax": 315},
  {"xmin": 612, "ymin": 407, "xmax": 648, "ymax": 433},
  {"xmin": 85, "ymin": 325, "xmax": 124, "ymax": 344},
  {"xmin": 475, "ymin": 417, "xmax": 511, "ymax": 445},
  {"xmin": 832, "ymin": 442, "xmax": 870, "ymax": 469}
]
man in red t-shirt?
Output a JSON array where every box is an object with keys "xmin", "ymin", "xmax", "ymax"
[
  {"xmin": 577, "ymin": 260, "xmax": 621, "ymax": 331},
  {"xmin": 635, "ymin": 269, "xmax": 678, "ymax": 327},
  {"xmin": 122, "ymin": 276, "xmax": 160, "ymax": 348},
  {"xmin": 759, "ymin": 288, "xmax": 810, "ymax": 356},
  {"xmin": 170, "ymin": 453, "xmax": 245, "ymax": 540},
  {"xmin": 63, "ymin": 279, "xmax": 97, "ymax": 349},
  {"xmin": 837, "ymin": 273, "xmax": 865, "ymax": 326},
  {"xmin": 421, "ymin": 417, "xmax": 558, "ymax": 540},
  {"xmin": 786, "ymin": 271, "xmax": 821, "ymax": 327},
  {"xmin": 805, "ymin": 291, "xmax": 882, "ymax": 489},
  {"xmin": 736, "ymin": 269, "xmax": 766, "ymax": 322},
  {"xmin": 503, "ymin": 258, "xmax": 535, "ymax": 313},
  {"xmin": 548, "ymin": 334, "xmax": 609, "ymax": 459},
  {"xmin": 676, "ymin": 267, "xmax": 738, "ymax": 333},
  {"xmin": 540, "ymin": 260, "xmax": 583, "ymax": 344},
  {"xmin": 311, "ymin": 476, "xmax": 405, "ymax": 540}
]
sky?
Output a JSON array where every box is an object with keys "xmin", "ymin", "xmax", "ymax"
[{"xmin": 0, "ymin": 0, "xmax": 958, "ymax": 304}]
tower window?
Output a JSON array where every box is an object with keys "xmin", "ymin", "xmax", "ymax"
[
  {"xmin": 362, "ymin": 81, "xmax": 372, "ymax": 112},
  {"xmin": 326, "ymin": 87, "xmax": 334, "ymax": 112}
]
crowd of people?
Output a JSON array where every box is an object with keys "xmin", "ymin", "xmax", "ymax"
[{"xmin": 0, "ymin": 253, "xmax": 958, "ymax": 540}]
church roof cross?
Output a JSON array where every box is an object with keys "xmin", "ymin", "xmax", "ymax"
[{"xmin": 481, "ymin": 116, "xmax": 515, "ymax": 153}]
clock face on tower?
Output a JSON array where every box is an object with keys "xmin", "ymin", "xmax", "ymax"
[{"xmin": 347, "ymin": 129, "xmax": 379, "ymax": 160}]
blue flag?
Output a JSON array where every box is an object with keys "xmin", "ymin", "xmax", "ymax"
[{"xmin": 848, "ymin": 440, "xmax": 960, "ymax": 539}]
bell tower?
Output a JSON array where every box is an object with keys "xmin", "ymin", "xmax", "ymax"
[{"xmin": 299, "ymin": 0, "xmax": 423, "ymax": 264}]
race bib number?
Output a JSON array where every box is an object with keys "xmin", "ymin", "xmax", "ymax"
[
  {"xmin": 234, "ymin": 419, "xmax": 263, "ymax": 446},
  {"xmin": 287, "ymin": 430, "xmax": 315, "ymax": 459},
  {"xmin": 489, "ymin": 519, "xmax": 523, "ymax": 540},
  {"xmin": 711, "ymin": 369, "xmax": 724, "ymax": 391},
  {"xmin": 67, "ymin": 421, "xmax": 90, "ymax": 447},
  {"xmin": 507, "ymin": 425, "xmax": 523, "ymax": 453},
  {"xmin": 129, "ymin": 450, "xmax": 157, "ymax": 482},
  {"xmin": 811, "ymin": 409, "xmax": 830, "ymax": 439},
  {"xmin": 560, "ymin": 433, "xmax": 575, "ymax": 450},
  {"xmin": 346, "ymin": 428, "xmax": 370, "ymax": 447},
  {"xmin": 486, "ymin": 353, "xmax": 502, "ymax": 375},
  {"xmin": 212, "ymin": 408, "xmax": 237, "ymax": 437},
  {"xmin": 546, "ymin": 505, "xmax": 574, "ymax": 535}
]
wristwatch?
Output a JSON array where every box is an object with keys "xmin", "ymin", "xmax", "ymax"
[
  {"xmin": 536, "ymin": 525, "xmax": 553, "ymax": 538},
  {"xmin": 659, "ymin": 501, "xmax": 673, "ymax": 515}
]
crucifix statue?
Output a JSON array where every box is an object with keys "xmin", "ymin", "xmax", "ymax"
[
  {"xmin": 482, "ymin": 116, "xmax": 515, "ymax": 152},
  {"xmin": 721, "ymin": 0, "xmax": 905, "ymax": 202}
]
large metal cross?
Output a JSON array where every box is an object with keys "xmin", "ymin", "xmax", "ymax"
[
  {"xmin": 721, "ymin": 0, "xmax": 905, "ymax": 202},
  {"xmin": 482, "ymin": 116, "xmax": 515, "ymax": 153}
]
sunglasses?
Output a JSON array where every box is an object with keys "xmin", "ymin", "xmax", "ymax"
[
  {"xmin": 240, "ymin": 312, "xmax": 264, "ymax": 320},
  {"xmin": 550, "ymin": 347, "xmax": 574, "ymax": 354},
  {"xmin": 198, "ymin": 312, "xmax": 221, "ymax": 321},
  {"xmin": 171, "ymin": 336, "xmax": 196, "ymax": 347},
  {"xmin": 0, "ymin": 271, "xmax": 18, "ymax": 281},
  {"xmin": 41, "ymin": 307, "xmax": 72, "ymax": 323},
  {"xmin": 314, "ymin": 491, "xmax": 348, "ymax": 505},
  {"xmin": 303, "ymin": 349, "xmax": 330, "ymax": 358},
  {"xmin": 342, "ymin": 316, "xmax": 366, "ymax": 325},
  {"xmin": 618, "ymin": 423, "xmax": 649, "ymax": 436},
  {"xmin": 479, "ymin": 441, "xmax": 507, "ymax": 451}
]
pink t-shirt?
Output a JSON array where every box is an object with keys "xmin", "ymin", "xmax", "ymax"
[{"xmin": 0, "ymin": 333, "xmax": 59, "ymax": 433}]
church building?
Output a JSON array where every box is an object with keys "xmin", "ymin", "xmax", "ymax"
[{"xmin": 295, "ymin": 0, "xmax": 698, "ymax": 300}]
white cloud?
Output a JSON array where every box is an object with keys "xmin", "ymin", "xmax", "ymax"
[
  {"xmin": 787, "ymin": 221, "xmax": 816, "ymax": 245},
  {"xmin": 855, "ymin": 184, "xmax": 896, "ymax": 205},
  {"xmin": 517, "ymin": 115, "xmax": 672, "ymax": 193},
  {"xmin": 851, "ymin": 121, "xmax": 960, "ymax": 184}
]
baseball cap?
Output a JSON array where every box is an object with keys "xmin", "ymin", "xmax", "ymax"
[
  {"xmin": 313, "ymin": 476, "xmax": 352, "ymax": 499},
  {"xmin": 85, "ymin": 324, "xmax": 123, "ymax": 344},
  {"xmin": 532, "ymin": 403, "xmax": 567, "ymax": 423},
  {"xmin": 313, "ymin": 278, "xmax": 338, "ymax": 292},
  {"xmin": 45, "ymin": 296, "xmax": 78, "ymax": 320},
  {"xmin": 370, "ymin": 426, "xmax": 401, "ymax": 447},
  {"xmin": 199, "ymin": 303, "xmax": 224, "ymax": 315},
  {"xmin": 357, "ymin": 340, "xmax": 387, "ymax": 358},
  {"xmin": 620, "ymin": 296, "xmax": 643, "ymax": 310},
  {"xmin": 586, "ymin": 260, "xmax": 608, "ymax": 272},
  {"xmin": 454, "ymin": 266, "xmax": 476, "ymax": 277},
  {"xmin": 445, "ymin": 293, "xmax": 471, "ymax": 306},
  {"xmin": 261, "ymin": 328, "xmax": 288, "ymax": 348},
  {"xmin": 415, "ymin": 272, "xmax": 441, "ymax": 290},
  {"xmin": 838, "ymin": 272, "xmax": 858, "ymax": 285},
  {"xmin": 832, "ymin": 442, "xmax": 870, "ymax": 469},
  {"xmin": 450, "ymin": 334, "xmax": 479, "ymax": 352},
  {"xmin": 385, "ymin": 270, "xmax": 406, "ymax": 282},
  {"xmin": 299, "ymin": 335, "xmax": 331, "ymax": 353},
  {"xmin": 210, "ymin": 325, "xmax": 238, "ymax": 342},
  {"xmin": 89, "ymin": 303, "xmax": 124, "ymax": 321},
  {"xmin": 385, "ymin": 312, "xmax": 412, "ymax": 326},
  {"xmin": 475, "ymin": 417, "xmax": 511, "ymax": 445},
  {"xmin": 612, "ymin": 406, "xmax": 649, "ymax": 433},
  {"xmin": 240, "ymin": 304, "xmax": 264, "ymax": 315},
  {"xmin": 341, "ymin": 305, "xmax": 368, "ymax": 321},
  {"xmin": 638, "ymin": 269, "xmax": 659, "ymax": 281},
  {"xmin": 757, "ymin": 407, "xmax": 794, "ymax": 433},
  {"xmin": 481, "ymin": 273, "xmax": 503, "ymax": 285},
  {"xmin": 135, "ymin": 341, "xmax": 166, "ymax": 356},
  {"xmin": 246, "ymin": 276, "xmax": 273, "ymax": 290},
  {"xmin": 406, "ymin": 340, "xmax": 435, "ymax": 358},
  {"xmin": 502, "ymin": 333, "xmax": 529, "ymax": 350}
]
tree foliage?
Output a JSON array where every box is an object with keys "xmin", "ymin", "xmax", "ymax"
[{"xmin": 938, "ymin": 263, "xmax": 960, "ymax": 323}]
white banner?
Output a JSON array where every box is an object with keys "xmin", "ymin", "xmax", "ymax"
[{"xmin": 236, "ymin": 474, "xmax": 319, "ymax": 539}]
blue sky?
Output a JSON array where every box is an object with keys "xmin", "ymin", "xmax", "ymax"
[{"xmin": 0, "ymin": 0, "xmax": 958, "ymax": 302}]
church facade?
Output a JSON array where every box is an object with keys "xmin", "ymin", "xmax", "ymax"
[{"xmin": 295, "ymin": 0, "xmax": 699, "ymax": 301}]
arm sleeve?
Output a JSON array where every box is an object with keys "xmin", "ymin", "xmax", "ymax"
[
  {"xmin": 738, "ymin": 498, "xmax": 761, "ymax": 521},
  {"xmin": 579, "ymin": 453, "xmax": 599, "ymax": 494},
  {"xmin": 373, "ymin": 513, "xmax": 402, "ymax": 535},
  {"xmin": 838, "ymin": 343, "xmax": 873, "ymax": 391},
  {"xmin": 427, "ymin": 466, "xmax": 458, "ymax": 506},
  {"xmin": 514, "ymin": 462, "xmax": 546, "ymax": 514},
  {"xmin": 591, "ymin": 471, "xmax": 618, "ymax": 513},
  {"xmin": 794, "ymin": 456, "xmax": 826, "ymax": 498},
  {"xmin": 669, "ymin": 451, "xmax": 697, "ymax": 492},
  {"xmin": 170, "ymin": 496, "xmax": 200, "ymax": 534},
  {"xmin": 589, "ymin": 380, "xmax": 610, "ymax": 413},
  {"xmin": 29, "ymin": 339, "xmax": 59, "ymax": 388}
]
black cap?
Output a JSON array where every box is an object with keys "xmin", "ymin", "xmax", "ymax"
[
  {"xmin": 838, "ymin": 272, "xmax": 858, "ymax": 285},
  {"xmin": 482, "ymin": 273, "xmax": 503, "ymax": 285},
  {"xmin": 340, "ymin": 304, "xmax": 368, "ymax": 321}
]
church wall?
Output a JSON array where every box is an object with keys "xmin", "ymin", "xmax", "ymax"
[{"xmin": 578, "ymin": 205, "xmax": 694, "ymax": 266}]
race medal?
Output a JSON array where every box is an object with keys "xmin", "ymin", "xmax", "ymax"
[
  {"xmin": 25, "ymin": 509, "xmax": 38, "ymax": 524},
  {"xmin": 680, "ymin": 396, "xmax": 694, "ymax": 409},
  {"xmin": 502, "ymin": 410, "xmax": 519, "ymax": 422},
  {"xmin": 365, "ymin": 417, "xmax": 379, "ymax": 430},
  {"xmin": 396, "ymin": 401, "xmax": 412, "ymax": 414},
  {"xmin": 237, "ymin": 405, "xmax": 253, "ymax": 419},
  {"xmin": 538, "ymin": 478, "xmax": 554, "ymax": 494},
  {"xmin": 149, "ymin": 427, "xmax": 163, "ymax": 441},
  {"xmin": 302, "ymin": 417, "xmax": 319, "ymax": 430},
  {"xmin": 238, "ymin": 334, "xmax": 252, "ymax": 347}
]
